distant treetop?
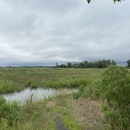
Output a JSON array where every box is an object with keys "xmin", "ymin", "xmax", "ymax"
[{"xmin": 87, "ymin": 0, "xmax": 123, "ymax": 4}]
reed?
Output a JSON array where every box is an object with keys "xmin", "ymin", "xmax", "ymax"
[{"xmin": 0, "ymin": 68, "xmax": 101, "ymax": 94}]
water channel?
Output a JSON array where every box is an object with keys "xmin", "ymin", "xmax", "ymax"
[{"xmin": 2, "ymin": 88, "xmax": 77, "ymax": 104}]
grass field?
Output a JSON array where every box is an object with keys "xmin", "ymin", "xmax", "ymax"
[{"xmin": 0, "ymin": 67, "xmax": 103, "ymax": 94}]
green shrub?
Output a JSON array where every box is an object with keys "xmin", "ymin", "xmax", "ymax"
[
  {"xmin": 100, "ymin": 66, "xmax": 130, "ymax": 110},
  {"xmin": 0, "ymin": 95, "xmax": 6, "ymax": 105},
  {"xmin": 99, "ymin": 66, "xmax": 130, "ymax": 129}
]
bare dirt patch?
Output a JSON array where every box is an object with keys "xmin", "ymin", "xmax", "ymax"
[
  {"xmin": 74, "ymin": 98, "xmax": 106, "ymax": 130},
  {"xmin": 55, "ymin": 116, "xmax": 69, "ymax": 130}
]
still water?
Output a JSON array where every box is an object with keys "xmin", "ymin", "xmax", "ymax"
[{"xmin": 3, "ymin": 88, "xmax": 77, "ymax": 104}]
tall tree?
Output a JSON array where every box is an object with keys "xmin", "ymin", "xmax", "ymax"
[
  {"xmin": 126, "ymin": 59, "xmax": 130, "ymax": 68},
  {"xmin": 111, "ymin": 60, "xmax": 116, "ymax": 65},
  {"xmin": 67, "ymin": 62, "xmax": 72, "ymax": 68},
  {"xmin": 56, "ymin": 62, "xmax": 58, "ymax": 67}
]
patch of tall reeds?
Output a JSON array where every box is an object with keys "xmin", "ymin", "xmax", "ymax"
[
  {"xmin": 0, "ymin": 68, "xmax": 101, "ymax": 94},
  {"xmin": 0, "ymin": 95, "xmax": 50, "ymax": 130},
  {"xmin": 0, "ymin": 80, "xmax": 24, "ymax": 94}
]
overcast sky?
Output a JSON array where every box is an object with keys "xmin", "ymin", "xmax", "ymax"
[{"xmin": 0, "ymin": 0, "xmax": 130, "ymax": 66}]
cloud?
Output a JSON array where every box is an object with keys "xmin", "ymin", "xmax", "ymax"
[{"xmin": 0, "ymin": 0, "xmax": 130, "ymax": 66}]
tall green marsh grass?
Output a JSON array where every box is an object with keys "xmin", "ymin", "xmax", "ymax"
[
  {"xmin": 0, "ymin": 96, "xmax": 49, "ymax": 130},
  {"xmin": 0, "ymin": 68, "xmax": 101, "ymax": 94},
  {"xmin": 0, "ymin": 80, "xmax": 24, "ymax": 94},
  {"xmin": 41, "ymin": 76, "xmax": 93, "ymax": 88}
]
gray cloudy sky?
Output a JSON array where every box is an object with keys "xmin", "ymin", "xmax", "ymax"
[{"xmin": 0, "ymin": 0, "xmax": 130, "ymax": 66}]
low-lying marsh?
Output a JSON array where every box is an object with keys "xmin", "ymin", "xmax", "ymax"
[
  {"xmin": 1, "ymin": 67, "xmax": 129, "ymax": 130},
  {"xmin": 0, "ymin": 68, "xmax": 102, "ymax": 94},
  {"xmin": 0, "ymin": 68, "xmax": 103, "ymax": 130}
]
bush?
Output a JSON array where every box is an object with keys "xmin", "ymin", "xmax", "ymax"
[
  {"xmin": 101, "ymin": 66, "xmax": 130, "ymax": 108},
  {"xmin": 99, "ymin": 66, "xmax": 130, "ymax": 129}
]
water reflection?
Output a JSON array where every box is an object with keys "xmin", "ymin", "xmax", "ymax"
[{"xmin": 3, "ymin": 88, "xmax": 77, "ymax": 104}]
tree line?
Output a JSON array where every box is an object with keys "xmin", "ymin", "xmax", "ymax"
[
  {"xmin": 87, "ymin": 0, "xmax": 122, "ymax": 4},
  {"xmin": 56, "ymin": 59, "xmax": 117, "ymax": 68}
]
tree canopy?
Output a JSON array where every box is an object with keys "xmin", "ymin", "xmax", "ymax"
[
  {"xmin": 126, "ymin": 59, "xmax": 130, "ymax": 68},
  {"xmin": 87, "ymin": 0, "xmax": 122, "ymax": 4}
]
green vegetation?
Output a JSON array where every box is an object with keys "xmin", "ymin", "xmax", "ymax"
[
  {"xmin": 47, "ymin": 94, "xmax": 84, "ymax": 130},
  {"xmin": 1, "ymin": 66, "xmax": 130, "ymax": 129},
  {"xmin": 0, "ymin": 68, "xmax": 100, "ymax": 129},
  {"xmin": 0, "ymin": 68, "xmax": 101, "ymax": 94},
  {"xmin": 75, "ymin": 66, "xmax": 130, "ymax": 130},
  {"xmin": 127, "ymin": 59, "xmax": 130, "ymax": 68},
  {"xmin": 0, "ymin": 96, "xmax": 50, "ymax": 130},
  {"xmin": 0, "ymin": 80, "xmax": 24, "ymax": 94},
  {"xmin": 100, "ymin": 66, "xmax": 130, "ymax": 130},
  {"xmin": 0, "ymin": 94, "xmax": 84, "ymax": 130},
  {"xmin": 56, "ymin": 59, "xmax": 116, "ymax": 68},
  {"xmin": 0, "ymin": 68, "xmax": 102, "ymax": 130},
  {"xmin": 0, "ymin": 96, "xmax": 20, "ymax": 128}
]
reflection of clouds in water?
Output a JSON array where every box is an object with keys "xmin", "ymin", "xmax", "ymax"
[
  {"xmin": 2, "ymin": 88, "xmax": 77, "ymax": 104},
  {"xmin": 3, "ymin": 88, "xmax": 56, "ymax": 104}
]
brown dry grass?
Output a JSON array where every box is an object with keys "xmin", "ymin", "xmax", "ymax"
[{"xmin": 74, "ymin": 98, "xmax": 108, "ymax": 130}]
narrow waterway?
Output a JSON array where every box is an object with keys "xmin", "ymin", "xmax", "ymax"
[{"xmin": 2, "ymin": 88, "xmax": 77, "ymax": 104}]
